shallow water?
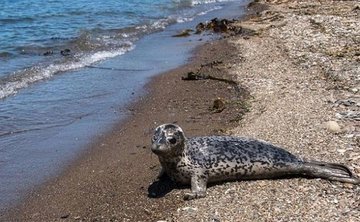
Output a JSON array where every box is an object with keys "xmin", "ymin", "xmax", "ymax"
[
  {"xmin": 0, "ymin": 0, "xmax": 238, "ymax": 99},
  {"xmin": 0, "ymin": 0, "xmax": 249, "ymax": 210}
]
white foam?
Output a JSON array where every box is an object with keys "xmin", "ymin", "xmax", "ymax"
[
  {"xmin": 151, "ymin": 19, "xmax": 173, "ymax": 30},
  {"xmin": 197, "ymin": 5, "xmax": 222, "ymax": 15},
  {"xmin": 0, "ymin": 44, "xmax": 134, "ymax": 99},
  {"xmin": 176, "ymin": 17, "xmax": 194, "ymax": 23},
  {"xmin": 191, "ymin": 0, "xmax": 233, "ymax": 6}
]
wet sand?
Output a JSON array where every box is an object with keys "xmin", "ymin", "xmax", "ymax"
[{"xmin": 1, "ymin": 34, "xmax": 249, "ymax": 221}]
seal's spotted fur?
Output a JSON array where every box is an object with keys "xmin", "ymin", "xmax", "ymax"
[{"xmin": 151, "ymin": 124, "xmax": 360, "ymax": 200}]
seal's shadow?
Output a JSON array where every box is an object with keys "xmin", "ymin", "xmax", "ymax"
[
  {"xmin": 148, "ymin": 174, "xmax": 187, "ymax": 198},
  {"xmin": 147, "ymin": 175, "xmax": 325, "ymax": 199}
]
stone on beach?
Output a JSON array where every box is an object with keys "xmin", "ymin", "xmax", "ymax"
[{"xmin": 324, "ymin": 121, "xmax": 342, "ymax": 133}]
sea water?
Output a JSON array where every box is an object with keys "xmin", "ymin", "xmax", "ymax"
[{"xmin": 0, "ymin": 0, "xmax": 249, "ymax": 210}]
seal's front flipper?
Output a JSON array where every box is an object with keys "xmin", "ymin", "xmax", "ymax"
[
  {"xmin": 184, "ymin": 174, "xmax": 208, "ymax": 200},
  {"xmin": 303, "ymin": 161, "xmax": 360, "ymax": 185},
  {"xmin": 157, "ymin": 166, "xmax": 165, "ymax": 179}
]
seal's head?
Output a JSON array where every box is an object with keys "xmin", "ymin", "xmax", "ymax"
[{"xmin": 151, "ymin": 124, "xmax": 185, "ymax": 156}]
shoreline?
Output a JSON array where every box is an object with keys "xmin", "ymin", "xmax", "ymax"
[
  {"xmin": 0, "ymin": 1, "xmax": 251, "ymax": 211},
  {"xmin": 0, "ymin": 0, "xmax": 251, "ymax": 215},
  {"xmin": 3, "ymin": 0, "xmax": 358, "ymax": 221},
  {"xmin": 1, "ymin": 15, "xmax": 254, "ymax": 220}
]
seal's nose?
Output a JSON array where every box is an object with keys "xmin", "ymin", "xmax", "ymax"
[
  {"xmin": 151, "ymin": 135, "xmax": 167, "ymax": 154},
  {"xmin": 151, "ymin": 143, "xmax": 158, "ymax": 152},
  {"xmin": 151, "ymin": 143, "xmax": 164, "ymax": 155}
]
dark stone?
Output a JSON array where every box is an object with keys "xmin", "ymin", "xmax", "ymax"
[
  {"xmin": 43, "ymin": 50, "xmax": 53, "ymax": 56},
  {"xmin": 60, "ymin": 213, "xmax": 70, "ymax": 219},
  {"xmin": 60, "ymin": 49, "xmax": 71, "ymax": 56}
]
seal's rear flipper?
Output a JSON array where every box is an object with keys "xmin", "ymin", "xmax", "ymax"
[{"xmin": 302, "ymin": 161, "xmax": 360, "ymax": 185}]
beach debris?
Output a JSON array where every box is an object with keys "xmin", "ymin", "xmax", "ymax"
[
  {"xmin": 334, "ymin": 99, "xmax": 357, "ymax": 107},
  {"xmin": 172, "ymin": 29, "xmax": 193, "ymax": 37},
  {"xmin": 182, "ymin": 70, "xmax": 243, "ymax": 98},
  {"xmin": 182, "ymin": 71, "xmax": 208, "ymax": 80},
  {"xmin": 324, "ymin": 121, "xmax": 341, "ymax": 133},
  {"xmin": 206, "ymin": 18, "xmax": 226, "ymax": 33},
  {"xmin": 195, "ymin": 22, "xmax": 206, "ymax": 34},
  {"xmin": 201, "ymin": 18, "xmax": 240, "ymax": 34},
  {"xmin": 175, "ymin": 17, "xmax": 241, "ymax": 38},
  {"xmin": 335, "ymin": 112, "xmax": 360, "ymax": 121},
  {"xmin": 182, "ymin": 71, "xmax": 238, "ymax": 85}
]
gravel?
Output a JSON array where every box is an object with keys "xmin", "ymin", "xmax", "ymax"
[{"xmin": 168, "ymin": 0, "xmax": 360, "ymax": 221}]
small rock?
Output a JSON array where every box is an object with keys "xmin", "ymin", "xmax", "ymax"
[
  {"xmin": 324, "ymin": 121, "xmax": 341, "ymax": 133},
  {"xmin": 350, "ymin": 88, "xmax": 358, "ymax": 93},
  {"xmin": 209, "ymin": 217, "xmax": 221, "ymax": 222},
  {"xmin": 60, "ymin": 49, "xmax": 71, "ymax": 56},
  {"xmin": 144, "ymin": 208, "xmax": 151, "ymax": 215},
  {"xmin": 60, "ymin": 213, "xmax": 70, "ymax": 219},
  {"xmin": 213, "ymin": 98, "xmax": 225, "ymax": 112},
  {"xmin": 178, "ymin": 207, "xmax": 198, "ymax": 214},
  {"xmin": 343, "ymin": 183, "xmax": 354, "ymax": 189},
  {"xmin": 225, "ymin": 188, "xmax": 236, "ymax": 194},
  {"xmin": 336, "ymin": 149, "xmax": 346, "ymax": 155},
  {"xmin": 344, "ymin": 134, "xmax": 354, "ymax": 138},
  {"xmin": 332, "ymin": 198, "xmax": 339, "ymax": 204},
  {"xmin": 43, "ymin": 50, "xmax": 53, "ymax": 56}
]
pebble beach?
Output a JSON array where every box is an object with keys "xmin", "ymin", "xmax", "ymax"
[
  {"xmin": 173, "ymin": 0, "xmax": 360, "ymax": 221},
  {"xmin": 1, "ymin": 0, "xmax": 359, "ymax": 221}
]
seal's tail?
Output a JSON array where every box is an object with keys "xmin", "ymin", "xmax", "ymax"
[{"xmin": 302, "ymin": 160, "xmax": 360, "ymax": 185}]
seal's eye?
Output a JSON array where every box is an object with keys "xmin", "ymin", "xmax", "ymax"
[
  {"xmin": 152, "ymin": 135, "xmax": 157, "ymax": 142},
  {"xmin": 168, "ymin": 137, "xmax": 177, "ymax": 144}
]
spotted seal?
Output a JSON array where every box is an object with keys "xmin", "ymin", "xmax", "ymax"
[{"xmin": 151, "ymin": 123, "xmax": 360, "ymax": 200}]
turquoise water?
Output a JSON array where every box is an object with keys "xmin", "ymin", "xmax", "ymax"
[{"xmin": 0, "ymin": 0, "xmax": 249, "ymax": 211}]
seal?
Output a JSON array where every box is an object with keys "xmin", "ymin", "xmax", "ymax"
[{"xmin": 151, "ymin": 123, "xmax": 360, "ymax": 200}]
